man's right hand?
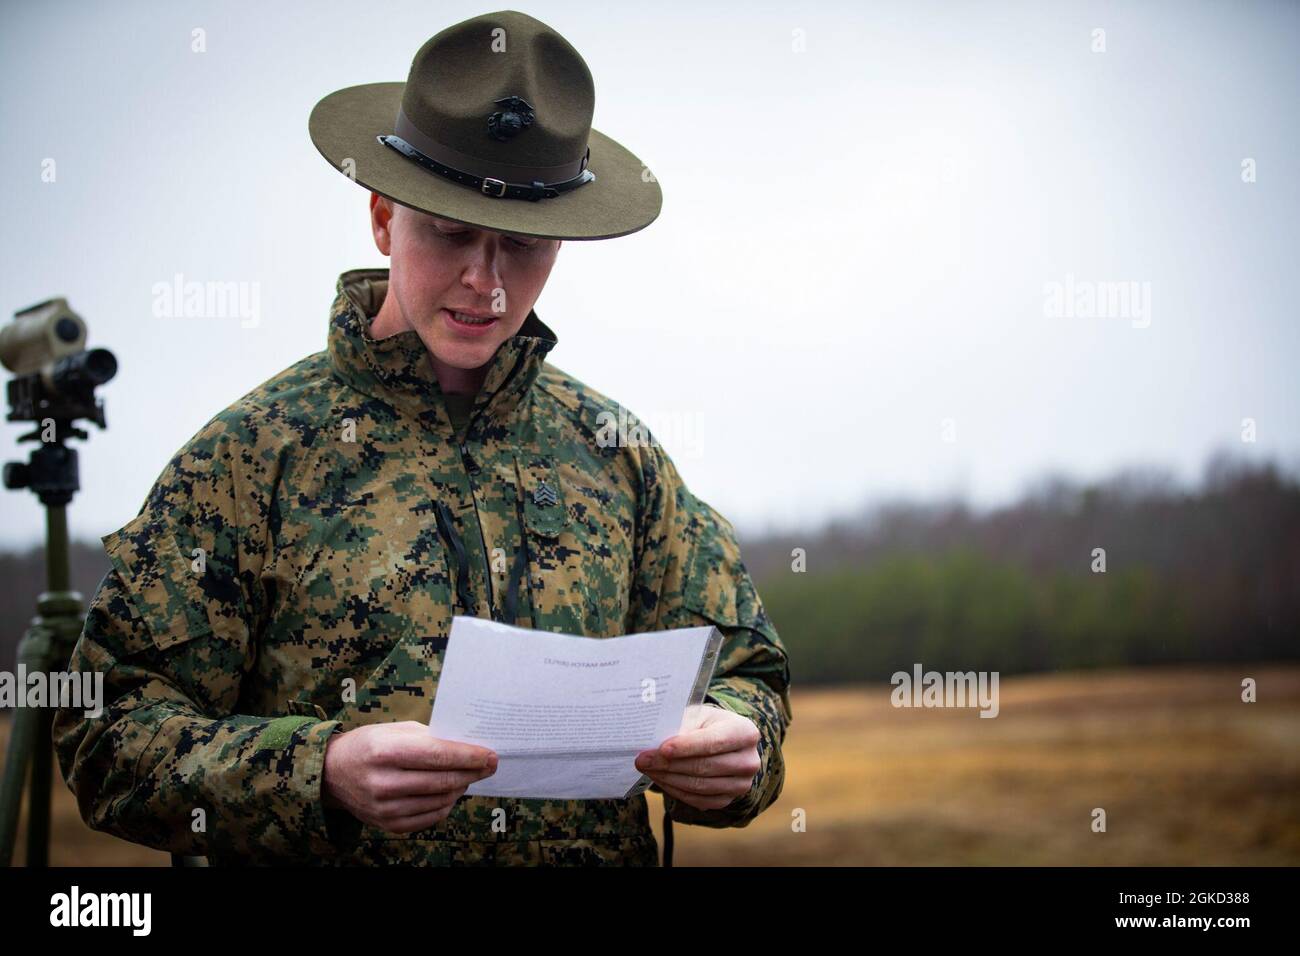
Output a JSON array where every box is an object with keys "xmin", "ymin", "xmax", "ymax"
[{"xmin": 322, "ymin": 721, "xmax": 498, "ymax": 834}]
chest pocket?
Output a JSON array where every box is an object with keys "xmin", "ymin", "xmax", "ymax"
[
  {"xmin": 265, "ymin": 454, "xmax": 455, "ymax": 726},
  {"xmin": 514, "ymin": 452, "xmax": 633, "ymax": 637}
]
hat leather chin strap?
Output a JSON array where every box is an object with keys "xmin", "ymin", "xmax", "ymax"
[{"xmin": 378, "ymin": 107, "xmax": 594, "ymax": 202}]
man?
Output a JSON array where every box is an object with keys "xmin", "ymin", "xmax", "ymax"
[{"xmin": 53, "ymin": 10, "xmax": 791, "ymax": 866}]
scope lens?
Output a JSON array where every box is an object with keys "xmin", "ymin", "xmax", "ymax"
[
  {"xmin": 82, "ymin": 348, "xmax": 117, "ymax": 383},
  {"xmin": 50, "ymin": 347, "xmax": 118, "ymax": 392}
]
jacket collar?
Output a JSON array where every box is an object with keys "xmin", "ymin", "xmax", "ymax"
[{"xmin": 327, "ymin": 268, "xmax": 557, "ymax": 437}]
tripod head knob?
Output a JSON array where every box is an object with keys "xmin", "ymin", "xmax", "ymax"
[{"xmin": 3, "ymin": 461, "xmax": 31, "ymax": 490}]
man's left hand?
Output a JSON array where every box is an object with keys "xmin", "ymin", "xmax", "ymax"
[{"xmin": 635, "ymin": 704, "xmax": 761, "ymax": 811}]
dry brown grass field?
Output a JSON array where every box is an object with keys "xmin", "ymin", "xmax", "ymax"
[{"xmin": 4, "ymin": 663, "xmax": 1297, "ymax": 866}]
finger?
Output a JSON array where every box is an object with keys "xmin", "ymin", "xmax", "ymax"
[
  {"xmin": 654, "ymin": 779, "xmax": 739, "ymax": 812},
  {"xmin": 378, "ymin": 735, "xmax": 498, "ymax": 772},
  {"xmin": 377, "ymin": 804, "xmax": 456, "ymax": 835},
  {"xmin": 637, "ymin": 749, "xmax": 758, "ymax": 778},
  {"xmin": 658, "ymin": 723, "xmax": 754, "ymax": 760},
  {"xmin": 643, "ymin": 769, "xmax": 753, "ymax": 798},
  {"xmin": 369, "ymin": 767, "xmax": 494, "ymax": 800},
  {"xmin": 373, "ymin": 789, "xmax": 464, "ymax": 820}
]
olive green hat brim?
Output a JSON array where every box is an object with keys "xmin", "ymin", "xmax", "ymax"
[{"xmin": 309, "ymin": 82, "xmax": 663, "ymax": 241}]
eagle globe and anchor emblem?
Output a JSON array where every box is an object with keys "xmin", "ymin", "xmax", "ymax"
[
  {"xmin": 478, "ymin": 94, "xmax": 593, "ymax": 199},
  {"xmin": 486, "ymin": 95, "xmax": 536, "ymax": 141}
]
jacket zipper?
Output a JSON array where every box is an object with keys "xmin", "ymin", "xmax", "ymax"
[
  {"xmin": 454, "ymin": 353, "xmax": 529, "ymax": 621},
  {"xmin": 459, "ymin": 441, "xmax": 496, "ymax": 616}
]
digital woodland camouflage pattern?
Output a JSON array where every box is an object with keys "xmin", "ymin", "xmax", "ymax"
[{"xmin": 52, "ymin": 268, "xmax": 792, "ymax": 865}]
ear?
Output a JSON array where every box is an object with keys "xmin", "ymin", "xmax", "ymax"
[{"xmin": 370, "ymin": 193, "xmax": 395, "ymax": 256}]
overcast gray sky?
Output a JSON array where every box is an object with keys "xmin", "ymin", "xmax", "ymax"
[{"xmin": 2, "ymin": 0, "xmax": 1297, "ymax": 548}]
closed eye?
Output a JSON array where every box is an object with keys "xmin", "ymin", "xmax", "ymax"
[{"xmin": 433, "ymin": 225, "xmax": 538, "ymax": 250}]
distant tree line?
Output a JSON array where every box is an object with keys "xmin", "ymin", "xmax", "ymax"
[{"xmin": 742, "ymin": 449, "xmax": 1300, "ymax": 683}]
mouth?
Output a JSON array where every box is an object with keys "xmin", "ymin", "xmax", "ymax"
[{"xmin": 442, "ymin": 308, "xmax": 500, "ymax": 335}]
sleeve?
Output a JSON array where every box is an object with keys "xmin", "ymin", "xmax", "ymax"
[
  {"xmin": 51, "ymin": 415, "xmax": 351, "ymax": 863},
  {"xmin": 625, "ymin": 442, "xmax": 793, "ymax": 829}
]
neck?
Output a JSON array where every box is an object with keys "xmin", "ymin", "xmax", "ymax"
[
  {"xmin": 430, "ymin": 355, "xmax": 487, "ymax": 396},
  {"xmin": 369, "ymin": 286, "xmax": 486, "ymax": 396}
]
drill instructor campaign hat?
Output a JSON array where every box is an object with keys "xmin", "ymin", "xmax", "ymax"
[{"xmin": 308, "ymin": 9, "xmax": 663, "ymax": 241}]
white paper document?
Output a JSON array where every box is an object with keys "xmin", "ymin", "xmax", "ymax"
[{"xmin": 427, "ymin": 616, "xmax": 723, "ymax": 799}]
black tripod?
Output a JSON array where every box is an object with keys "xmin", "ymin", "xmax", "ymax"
[{"xmin": 0, "ymin": 299, "xmax": 115, "ymax": 866}]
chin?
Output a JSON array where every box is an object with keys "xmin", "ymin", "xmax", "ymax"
[{"xmin": 438, "ymin": 342, "xmax": 499, "ymax": 369}]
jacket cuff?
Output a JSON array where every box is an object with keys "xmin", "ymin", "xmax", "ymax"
[
  {"xmin": 663, "ymin": 679, "xmax": 788, "ymax": 829},
  {"xmin": 299, "ymin": 719, "xmax": 362, "ymax": 854},
  {"xmin": 314, "ymin": 722, "xmax": 365, "ymax": 851}
]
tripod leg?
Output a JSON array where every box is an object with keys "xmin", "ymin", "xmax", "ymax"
[
  {"xmin": 0, "ymin": 695, "xmax": 37, "ymax": 867},
  {"xmin": 25, "ymin": 706, "xmax": 55, "ymax": 867},
  {"xmin": 0, "ymin": 618, "xmax": 65, "ymax": 868}
]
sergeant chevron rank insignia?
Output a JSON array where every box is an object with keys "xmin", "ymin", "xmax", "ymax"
[{"xmin": 533, "ymin": 480, "xmax": 558, "ymax": 507}]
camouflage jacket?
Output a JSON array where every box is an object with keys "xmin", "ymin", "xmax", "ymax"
[{"xmin": 53, "ymin": 268, "xmax": 792, "ymax": 866}]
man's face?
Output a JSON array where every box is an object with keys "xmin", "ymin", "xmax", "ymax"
[{"xmin": 369, "ymin": 195, "xmax": 561, "ymax": 371}]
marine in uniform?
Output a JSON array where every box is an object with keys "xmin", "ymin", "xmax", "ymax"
[{"xmin": 53, "ymin": 10, "xmax": 791, "ymax": 866}]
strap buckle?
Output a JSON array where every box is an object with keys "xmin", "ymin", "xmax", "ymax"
[{"xmin": 481, "ymin": 177, "xmax": 507, "ymax": 198}]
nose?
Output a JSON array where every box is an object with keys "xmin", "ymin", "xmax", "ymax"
[{"xmin": 460, "ymin": 234, "xmax": 504, "ymax": 298}]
